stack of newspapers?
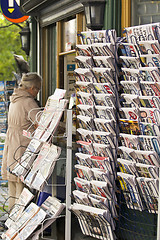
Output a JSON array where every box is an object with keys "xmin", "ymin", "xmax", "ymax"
[
  {"xmin": 10, "ymin": 89, "xmax": 68, "ymax": 191},
  {"xmin": 117, "ymin": 23, "xmax": 160, "ymax": 213},
  {"xmin": 1, "ymin": 188, "xmax": 65, "ymax": 240},
  {"xmin": 70, "ymin": 29, "xmax": 120, "ymax": 240}
]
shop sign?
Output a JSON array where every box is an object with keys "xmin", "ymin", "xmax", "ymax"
[{"xmin": 1, "ymin": 0, "xmax": 29, "ymax": 23}]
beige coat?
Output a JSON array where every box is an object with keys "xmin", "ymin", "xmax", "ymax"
[{"xmin": 2, "ymin": 88, "xmax": 39, "ymax": 182}]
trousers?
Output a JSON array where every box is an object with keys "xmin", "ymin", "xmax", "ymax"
[{"xmin": 8, "ymin": 181, "xmax": 24, "ymax": 210}]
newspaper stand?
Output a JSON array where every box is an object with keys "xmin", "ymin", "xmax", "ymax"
[
  {"xmin": 0, "ymin": 89, "xmax": 74, "ymax": 240},
  {"xmin": 70, "ymin": 29, "xmax": 120, "ymax": 240},
  {"xmin": 116, "ymin": 23, "xmax": 160, "ymax": 240}
]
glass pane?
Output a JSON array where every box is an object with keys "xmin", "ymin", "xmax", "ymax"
[
  {"xmin": 146, "ymin": 3, "xmax": 158, "ymax": 14},
  {"xmin": 62, "ymin": 18, "xmax": 76, "ymax": 52},
  {"xmin": 137, "ymin": 4, "xmax": 146, "ymax": 15},
  {"xmin": 140, "ymin": 15, "xmax": 152, "ymax": 24}
]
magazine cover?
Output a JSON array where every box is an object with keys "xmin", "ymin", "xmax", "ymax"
[
  {"xmin": 120, "ymin": 80, "xmax": 142, "ymax": 95},
  {"xmin": 117, "ymin": 172, "xmax": 143, "ymax": 211},
  {"xmin": 119, "ymin": 133, "xmax": 140, "ymax": 150},
  {"xmin": 77, "ymin": 104, "xmax": 96, "ymax": 118},
  {"xmin": 138, "ymin": 135, "xmax": 160, "ymax": 156},
  {"xmin": 140, "ymin": 81, "xmax": 160, "ymax": 96},
  {"xmin": 139, "ymin": 122, "xmax": 160, "ymax": 136},
  {"xmin": 70, "ymin": 203, "xmax": 116, "ymax": 240},
  {"xmin": 94, "ymin": 93, "xmax": 115, "ymax": 107},
  {"xmin": 91, "ymin": 67, "xmax": 116, "ymax": 85},
  {"xmin": 135, "ymin": 163, "xmax": 159, "ymax": 179},
  {"xmin": 136, "ymin": 177, "xmax": 159, "ymax": 213},
  {"xmin": 119, "ymin": 107, "xmax": 140, "ymax": 120},
  {"xmin": 119, "ymin": 56, "xmax": 142, "ymax": 69},
  {"xmin": 121, "ymin": 68, "xmax": 140, "ymax": 82},
  {"xmin": 77, "ymin": 115, "xmax": 95, "ymax": 131},
  {"xmin": 139, "ymin": 96, "xmax": 160, "ymax": 108},
  {"xmin": 120, "ymin": 94, "xmax": 140, "ymax": 108},
  {"xmin": 125, "ymin": 23, "xmax": 160, "ymax": 43},
  {"xmin": 139, "ymin": 66, "xmax": 160, "ymax": 82},
  {"xmin": 95, "ymin": 106, "xmax": 116, "ymax": 121},
  {"xmin": 117, "ymin": 158, "xmax": 138, "ymax": 176},
  {"xmin": 119, "ymin": 119, "xmax": 140, "ymax": 135},
  {"xmin": 74, "ymin": 68, "xmax": 94, "ymax": 82},
  {"xmin": 94, "ymin": 118, "xmax": 116, "ymax": 135},
  {"xmin": 138, "ymin": 40, "xmax": 160, "ymax": 55},
  {"xmin": 118, "ymin": 43, "xmax": 139, "ymax": 57},
  {"xmin": 139, "ymin": 107, "xmax": 160, "ymax": 125}
]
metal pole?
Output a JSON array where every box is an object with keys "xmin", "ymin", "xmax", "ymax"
[
  {"xmin": 157, "ymin": 167, "xmax": 160, "ymax": 240},
  {"xmin": 65, "ymin": 110, "xmax": 72, "ymax": 240}
]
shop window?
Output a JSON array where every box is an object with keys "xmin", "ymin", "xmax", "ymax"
[
  {"xmin": 62, "ymin": 18, "xmax": 77, "ymax": 52},
  {"xmin": 131, "ymin": 0, "xmax": 160, "ymax": 25}
]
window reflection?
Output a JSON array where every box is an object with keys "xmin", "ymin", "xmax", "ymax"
[{"xmin": 62, "ymin": 18, "xmax": 76, "ymax": 52}]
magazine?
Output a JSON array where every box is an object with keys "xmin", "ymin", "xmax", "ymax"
[
  {"xmin": 31, "ymin": 196, "xmax": 65, "ymax": 240},
  {"xmin": 75, "ymin": 81, "xmax": 94, "ymax": 94},
  {"xmin": 120, "ymin": 94, "xmax": 140, "ymax": 108},
  {"xmin": 138, "ymin": 135, "xmax": 160, "ymax": 156},
  {"xmin": 93, "ymin": 143, "xmax": 115, "ymax": 162},
  {"xmin": 119, "ymin": 56, "xmax": 142, "ymax": 69},
  {"xmin": 79, "ymin": 29, "xmax": 117, "ymax": 45},
  {"xmin": 74, "ymin": 68, "xmax": 93, "ymax": 82},
  {"xmin": 139, "ymin": 121, "xmax": 160, "ymax": 136},
  {"xmin": 74, "ymin": 177, "xmax": 91, "ymax": 193},
  {"xmin": 24, "ymin": 143, "xmax": 61, "ymax": 191},
  {"xmin": 140, "ymin": 81, "xmax": 160, "ymax": 96},
  {"xmin": 139, "ymin": 66, "xmax": 160, "ymax": 82},
  {"xmin": 139, "ymin": 96, "xmax": 160, "ymax": 108},
  {"xmin": 136, "ymin": 177, "xmax": 159, "ymax": 213},
  {"xmin": 75, "ymin": 153, "xmax": 114, "ymax": 173},
  {"xmin": 140, "ymin": 54, "xmax": 160, "ymax": 68},
  {"xmin": 75, "ymin": 164, "xmax": 93, "ymax": 181},
  {"xmin": 117, "ymin": 158, "xmax": 138, "ymax": 176},
  {"xmin": 95, "ymin": 106, "xmax": 116, "ymax": 121},
  {"xmin": 119, "ymin": 107, "xmax": 140, "ymax": 120},
  {"xmin": 119, "ymin": 119, "xmax": 140, "ymax": 135},
  {"xmin": 77, "ymin": 104, "xmax": 96, "ymax": 118},
  {"xmin": 75, "ymin": 56, "xmax": 93, "ymax": 68},
  {"xmin": 77, "ymin": 91, "xmax": 95, "ymax": 105},
  {"xmin": 92, "ymin": 131, "xmax": 116, "ymax": 147},
  {"xmin": 120, "ymin": 80, "xmax": 142, "ymax": 95},
  {"xmin": 70, "ymin": 203, "xmax": 116, "ymax": 240},
  {"xmin": 88, "ymin": 194, "xmax": 118, "ymax": 218},
  {"xmin": 91, "ymin": 67, "xmax": 116, "ymax": 85},
  {"xmin": 121, "ymin": 68, "xmax": 140, "ymax": 81},
  {"xmin": 5, "ymin": 188, "xmax": 34, "ymax": 229},
  {"xmin": 77, "ymin": 115, "xmax": 95, "ymax": 131},
  {"xmin": 94, "ymin": 118, "xmax": 116, "ymax": 136},
  {"xmin": 93, "ymin": 82, "xmax": 116, "ymax": 95},
  {"xmin": 117, "ymin": 172, "xmax": 143, "ymax": 211},
  {"xmin": 119, "ymin": 133, "xmax": 140, "ymax": 150},
  {"xmin": 118, "ymin": 43, "xmax": 139, "ymax": 57},
  {"xmin": 77, "ymin": 140, "xmax": 94, "ymax": 155},
  {"xmin": 12, "ymin": 138, "xmax": 42, "ymax": 178},
  {"xmin": 139, "ymin": 107, "xmax": 160, "ymax": 124},
  {"xmin": 138, "ymin": 40, "xmax": 160, "ymax": 55},
  {"xmin": 2, "ymin": 203, "xmax": 40, "ymax": 240},
  {"xmin": 135, "ymin": 163, "xmax": 159, "ymax": 179},
  {"xmin": 94, "ymin": 93, "xmax": 115, "ymax": 107},
  {"xmin": 125, "ymin": 23, "xmax": 160, "ymax": 43},
  {"xmin": 77, "ymin": 128, "xmax": 93, "ymax": 142}
]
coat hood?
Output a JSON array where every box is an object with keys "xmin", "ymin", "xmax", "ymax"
[{"xmin": 10, "ymin": 88, "xmax": 33, "ymax": 103}]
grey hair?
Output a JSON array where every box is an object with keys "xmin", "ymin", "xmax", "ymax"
[{"xmin": 19, "ymin": 72, "xmax": 42, "ymax": 89}]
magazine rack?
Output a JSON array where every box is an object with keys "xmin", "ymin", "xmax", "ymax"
[
  {"xmin": 116, "ymin": 22, "xmax": 160, "ymax": 240},
  {"xmin": 1, "ymin": 87, "xmax": 73, "ymax": 240},
  {"xmin": 71, "ymin": 29, "xmax": 120, "ymax": 240}
]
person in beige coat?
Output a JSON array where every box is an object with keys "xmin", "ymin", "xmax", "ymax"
[{"xmin": 2, "ymin": 72, "xmax": 42, "ymax": 210}]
